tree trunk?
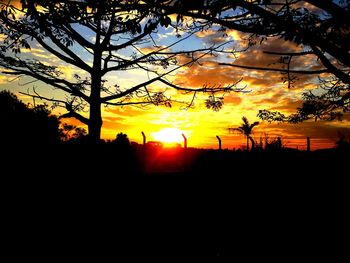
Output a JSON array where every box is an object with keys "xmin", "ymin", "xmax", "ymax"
[
  {"xmin": 246, "ymin": 136, "xmax": 249, "ymax": 151},
  {"xmin": 88, "ymin": 19, "xmax": 103, "ymax": 144},
  {"xmin": 88, "ymin": 99, "xmax": 102, "ymax": 143},
  {"xmin": 248, "ymin": 136, "xmax": 255, "ymax": 150},
  {"xmin": 88, "ymin": 63, "xmax": 102, "ymax": 143},
  {"xmin": 88, "ymin": 51, "xmax": 102, "ymax": 143}
]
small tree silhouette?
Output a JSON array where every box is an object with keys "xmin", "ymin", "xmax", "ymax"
[
  {"xmin": 229, "ymin": 116, "xmax": 259, "ymax": 151},
  {"xmin": 60, "ymin": 123, "xmax": 87, "ymax": 142},
  {"xmin": 114, "ymin": 132, "xmax": 130, "ymax": 149}
]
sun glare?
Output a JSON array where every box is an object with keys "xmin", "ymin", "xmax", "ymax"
[{"xmin": 152, "ymin": 128, "xmax": 184, "ymax": 144}]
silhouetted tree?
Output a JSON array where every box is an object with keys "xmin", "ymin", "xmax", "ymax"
[
  {"xmin": 0, "ymin": 90, "xmax": 61, "ymax": 145},
  {"xmin": 229, "ymin": 116, "xmax": 259, "ymax": 151},
  {"xmin": 150, "ymin": 0, "xmax": 350, "ymax": 122},
  {"xmin": 60, "ymin": 123, "xmax": 87, "ymax": 142},
  {"xmin": 265, "ymin": 136, "xmax": 283, "ymax": 151},
  {"xmin": 114, "ymin": 132, "xmax": 130, "ymax": 149},
  {"xmin": 0, "ymin": 0, "xmax": 241, "ymax": 144},
  {"xmin": 336, "ymin": 132, "xmax": 350, "ymax": 152}
]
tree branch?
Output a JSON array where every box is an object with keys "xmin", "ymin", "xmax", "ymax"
[
  {"xmin": 102, "ymin": 42, "xmax": 232, "ymax": 102},
  {"xmin": 107, "ymin": 27, "xmax": 157, "ymax": 51},
  {"xmin": 263, "ymin": 51, "xmax": 314, "ymax": 56},
  {"xmin": 219, "ymin": 63, "xmax": 328, "ymax": 74},
  {"xmin": 19, "ymin": 91, "xmax": 89, "ymax": 125},
  {"xmin": 306, "ymin": 0, "xmax": 350, "ymax": 26},
  {"xmin": 1, "ymin": 62, "xmax": 89, "ymax": 102},
  {"xmin": 311, "ymin": 45, "xmax": 350, "ymax": 84},
  {"xmin": 63, "ymin": 23, "xmax": 95, "ymax": 50}
]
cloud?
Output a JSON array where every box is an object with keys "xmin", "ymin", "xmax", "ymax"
[
  {"xmin": 226, "ymin": 30, "xmax": 245, "ymax": 42},
  {"xmin": 174, "ymin": 61, "xmax": 243, "ymax": 87},
  {"xmin": 60, "ymin": 118, "xmax": 85, "ymax": 127},
  {"xmin": 224, "ymin": 95, "xmax": 242, "ymax": 106},
  {"xmin": 105, "ymin": 106, "xmax": 149, "ymax": 117},
  {"xmin": 1, "ymin": 0, "xmax": 21, "ymax": 8},
  {"xmin": 56, "ymin": 65, "xmax": 86, "ymax": 81},
  {"xmin": 195, "ymin": 28, "xmax": 229, "ymax": 45},
  {"xmin": 0, "ymin": 75, "xmax": 11, "ymax": 84},
  {"xmin": 233, "ymin": 37, "xmax": 321, "ymax": 71},
  {"xmin": 174, "ymin": 37, "xmax": 323, "ymax": 103},
  {"xmin": 260, "ymin": 120, "xmax": 350, "ymax": 140},
  {"xmin": 21, "ymin": 47, "xmax": 60, "ymax": 62},
  {"xmin": 103, "ymin": 117, "xmax": 129, "ymax": 130},
  {"xmin": 195, "ymin": 28, "xmax": 248, "ymax": 48},
  {"xmin": 138, "ymin": 45, "xmax": 170, "ymax": 54}
]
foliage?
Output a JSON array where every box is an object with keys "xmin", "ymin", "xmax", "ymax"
[
  {"xmin": 60, "ymin": 123, "xmax": 87, "ymax": 142},
  {"xmin": 155, "ymin": 0, "xmax": 350, "ymax": 123},
  {"xmin": 0, "ymin": 90, "xmax": 61, "ymax": 145},
  {"xmin": 258, "ymin": 78, "xmax": 348, "ymax": 123},
  {"xmin": 114, "ymin": 132, "xmax": 131, "ymax": 149},
  {"xmin": 0, "ymin": 0, "xmax": 241, "ymax": 143},
  {"xmin": 264, "ymin": 136, "xmax": 283, "ymax": 151},
  {"xmin": 336, "ymin": 132, "xmax": 350, "ymax": 152}
]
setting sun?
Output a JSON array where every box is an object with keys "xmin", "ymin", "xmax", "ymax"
[{"xmin": 152, "ymin": 128, "xmax": 185, "ymax": 144}]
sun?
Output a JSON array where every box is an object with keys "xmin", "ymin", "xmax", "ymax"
[{"xmin": 152, "ymin": 128, "xmax": 184, "ymax": 144}]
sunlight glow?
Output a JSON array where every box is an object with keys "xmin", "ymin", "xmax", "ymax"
[{"xmin": 152, "ymin": 128, "xmax": 184, "ymax": 144}]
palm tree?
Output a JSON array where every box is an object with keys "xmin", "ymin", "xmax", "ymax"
[{"xmin": 230, "ymin": 116, "xmax": 259, "ymax": 151}]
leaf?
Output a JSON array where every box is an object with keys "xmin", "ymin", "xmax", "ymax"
[
  {"xmin": 164, "ymin": 16, "xmax": 171, "ymax": 28},
  {"xmin": 136, "ymin": 24, "xmax": 141, "ymax": 34},
  {"xmin": 176, "ymin": 14, "xmax": 181, "ymax": 24}
]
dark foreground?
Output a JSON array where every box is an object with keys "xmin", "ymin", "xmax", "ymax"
[{"xmin": 2, "ymin": 143, "xmax": 348, "ymax": 260}]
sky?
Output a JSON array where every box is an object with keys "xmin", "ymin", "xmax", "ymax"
[{"xmin": 1, "ymin": 1, "xmax": 350, "ymax": 150}]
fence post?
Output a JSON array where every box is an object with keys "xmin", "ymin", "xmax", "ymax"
[
  {"xmin": 182, "ymin": 133, "xmax": 187, "ymax": 172},
  {"xmin": 141, "ymin": 131, "xmax": 146, "ymax": 145},
  {"xmin": 307, "ymin": 136, "xmax": 311, "ymax": 152},
  {"xmin": 216, "ymin": 135, "xmax": 222, "ymax": 150},
  {"xmin": 182, "ymin": 133, "xmax": 187, "ymax": 149}
]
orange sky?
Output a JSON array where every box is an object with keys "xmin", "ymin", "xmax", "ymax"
[{"xmin": 1, "ymin": 2, "xmax": 349, "ymax": 150}]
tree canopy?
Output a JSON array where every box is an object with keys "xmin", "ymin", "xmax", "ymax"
[
  {"xmin": 0, "ymin": 0, "xmax": 241, "ymax": 143},
  {"xmin": 150, "ymin": 0, "xmax": 350, "ymax": 122},
  {"xmin": 0, "ymin": 90, "xmax": 61, "ymax": 145},
  {"xmin": 1, "ymin": 0, "xmax": 349, "ymax": 147}
]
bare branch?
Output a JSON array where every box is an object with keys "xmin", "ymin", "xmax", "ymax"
[
  {"xmin": 263, "ymin": 51, "xmax": 314, "ymax": 56},
  {"xmin": 311, "ymin": 45, "xmax": 350, "ymax": 84},
  {"xmin": 219, "ymin": 63, "xmax": 328, "ymax": 74}
]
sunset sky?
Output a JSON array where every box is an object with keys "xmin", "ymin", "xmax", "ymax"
[{"xmin": 1, "ymin": 1, "xmax": 349, "ymax": 150}]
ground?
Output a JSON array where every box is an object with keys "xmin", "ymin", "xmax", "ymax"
[{"xmin": 2, "ymin": 143, "xmax": 348, "ymax": 259}]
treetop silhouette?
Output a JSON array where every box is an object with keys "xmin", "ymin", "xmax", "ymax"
[{"xmin": 0, "ymin": 90, "xmax": 61, "ymax": 145}]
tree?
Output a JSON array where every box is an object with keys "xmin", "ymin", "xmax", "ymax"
[
  {"xmin": 0, "ymin": 0, "xmax": 241, "ymax": 144},
  {"xmin": 114, "ymin": 132, "xmax": 130, "ymax": 149},
  {"xmin": 60, "ymin": 124, "xmax": 87, "ymax": 142},
  {"xmin": 150, "ymin": 0, "xmax": 350, "ymax": 123},
  {"xmin": 229, "ymin": 116, "xmax": 259, "ymax": 151},
  {"xmin": 0, "ymin": 90, "xmax": 61, "ymax": 145}
]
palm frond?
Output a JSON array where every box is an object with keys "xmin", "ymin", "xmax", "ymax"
[
  {"xmin": 230, "ymin": 127, "xmax": 244, "ymax": 134},
  {"xmin": 251, "ymin": 121, "xmax": 259, "ymax": 128},
  {"xmin": 242, "ymin": 116, "xmax": 249, "ymax": 126}
]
